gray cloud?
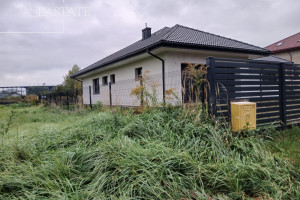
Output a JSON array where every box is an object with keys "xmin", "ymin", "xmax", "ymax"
[{"xmin": 0, "ymin": 0, "xmax": 299, "ymax": 86}]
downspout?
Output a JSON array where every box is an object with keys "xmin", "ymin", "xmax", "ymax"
[
  {"xmin": 287, "ymin": 51, "xmax": 293, "ymax": 62},
  {"xmin": 147, "ymin": 50, "xmax": 165, "ymax": 105}
]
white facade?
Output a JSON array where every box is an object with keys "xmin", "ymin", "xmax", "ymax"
[{"xmin": 78, "ymin": 48, "xmax": 258, "ymax": 106}]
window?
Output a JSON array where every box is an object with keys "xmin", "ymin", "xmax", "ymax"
[
  {"xmin": 135, "ymin": 67, "xmax": 142, "ymax": 80},
  {"xmin": 93, "ymin": 78, "xmax": 100, "ymax": 94},
  {"xmin": 276, "ymin": 42, "xmax": 283, "ymax": 46},
  {"xmin": 102, "ymin": 76, "xmax": 108, "ymax": 85},
  {"xmin": 110, "ymin": 74, "xmax": 115, "ymax": 84}
]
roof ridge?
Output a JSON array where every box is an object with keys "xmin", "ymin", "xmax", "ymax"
[
  {"xmin": 174, "ymin": 24, "xmax": 267, "ymax": 51},
  {"xmin": 265, "ymin": 32, "xmax": 300, "ymax": 48},
  {"xmin": 152, "ymin": 26, "xmax": 169, "ymax": 36},
  {"xmin": 162, "ymin": 24, "xmax": 180, "ymax": 41}
]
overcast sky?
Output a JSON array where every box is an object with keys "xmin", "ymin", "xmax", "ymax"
[{"xmin": 0, "ymin": 0, "xmax": 299, "ymax": 86}]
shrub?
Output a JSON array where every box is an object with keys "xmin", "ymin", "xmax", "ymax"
[
  {"xmin": 24, "ymin": 94, "xmax": 39, "ymax": 105},
  {"xmin": 94, "ymin": 101, "xmax": 103, "ymax": 111}
]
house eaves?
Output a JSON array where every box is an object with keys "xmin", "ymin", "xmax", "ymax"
[{"xmin": 72, "ymin": 25, "xmax": 270, "ymax": 78}]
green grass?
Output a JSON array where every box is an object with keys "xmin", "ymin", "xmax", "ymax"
[
  {"xmin": 0, "ymin": 105, "xmax": 299, "ymax": 199},
  {"xmin": 266, "ymin": 126, "xmax": 300, "ymax": 170}
]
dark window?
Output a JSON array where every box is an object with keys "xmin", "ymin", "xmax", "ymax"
[
  {"xmin": 135, "ymin": 67, "xmax": 142, "ymax": 80},
  {"xmin": 110, "ymin": 74, "xmax": 115, "ymax": 84},
  {"xmin": 102, "ymin": 76, "xmax": 108, "ymax": 85},
  {"xmin": 93, "ymin": 78, "xmax": 100, "ymax": 94}
]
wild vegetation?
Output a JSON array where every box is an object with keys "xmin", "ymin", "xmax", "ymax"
[
  {"xmin": 0, "ymin": 104, "xmax": 299, "ymax": 199},
  {"xmin": 55, "ymin": 64, "xmax": 82, "ymax": 96}
]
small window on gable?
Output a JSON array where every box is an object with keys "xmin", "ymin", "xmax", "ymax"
[
  {"xmin": 276, "ymin": 42, "xmax": 283, "ymax": 46},
  {"xmin": 93, "ymin": 78, "xmax": 100, "ymax": 94},
  {"xmin": 102, "ymin": 76, "xmax": 108, "ymax": 85},
  {"xmin": 110, "ymin": 74, "xmax": 115, "ymax": 84},
  {"xmin": 135, "ymin": 67, "xmax": 142, "ymax": 80}
]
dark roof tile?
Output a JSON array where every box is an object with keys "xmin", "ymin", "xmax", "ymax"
[{"xmin": 73, "ymin": 24, "xmax": 269, "ymax": 77}]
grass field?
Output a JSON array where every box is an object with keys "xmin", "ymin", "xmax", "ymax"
[
  {"xmin": 266, "ymin": 127, "xmax": 300, "ymax": 170},
  {"xmin": 0, "ymin": 104, "xmax": 299, "ymax": 199}
]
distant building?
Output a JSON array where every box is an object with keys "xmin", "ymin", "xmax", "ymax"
[
  {"xmin": 0, "ymin": 91, "xmax": 22, "ymax": 99},
  {"xmin": 265, "ymin": 32, "xmax": 300, "ymax": 63}
]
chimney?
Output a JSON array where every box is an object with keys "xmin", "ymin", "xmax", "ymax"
[{"xmin": 142, "ymin": 27, "xmax": 151, "ymax": 40}]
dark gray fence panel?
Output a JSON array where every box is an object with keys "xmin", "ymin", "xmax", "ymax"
[{"xmin": 206, "ymin": 57, "xmax": 300, "ymax": 127}]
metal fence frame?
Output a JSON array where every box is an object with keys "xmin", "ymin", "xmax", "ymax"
[{"xmin": 206, "ymin": 57, "xmax": 300, "ymax": 127}]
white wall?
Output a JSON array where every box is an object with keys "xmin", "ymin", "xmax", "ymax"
[
  {"xmin": 273, "ymin": 49, "xmax": 300, "ymax": 64},
  {"xmin": 81, "ymin": 49, "xmax": 254, "ymax": 106},
  {"xmin": 163, "ymin": 50, "xmax": 249, "ymax": 103},
  {"xmin": 82, "ymin": 56, "xmax": 162, "ymax": 106}
]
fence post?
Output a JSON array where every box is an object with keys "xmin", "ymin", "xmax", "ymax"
[
  {"xmin": 89, "ymin": 86, "xmax": 92, "ymax": 110},
  {"xmin": 67, "ymin": 90, "xmax": 69, "ymax": 110},
  {"xmin": 49, "ymin": 94, "xmax": 52, "ymax": 104},
  {"xmin": 279, "ymin": 63, "xmax": 287, "ymax": 127},
  {"xmin": 59, "ymin": 93, "xmax": 62, "ymax": 106},
  {"xmin": 76, "ymin": 88, "xmax": 78, "ymax": 104},
  {"xmin": 206, "ymin": 57, "xmax": 217, "ymax": 117},
  {"xmin": 109, "ymin": 82, "xmax": 112, "ymax": 107},
  {"xmin": 140, "ymin": 80, "xmax": 144, "ymax": 107},
  {"xmin": 200, "ymin": 83, "xmax": 205, "ymax": 105}
]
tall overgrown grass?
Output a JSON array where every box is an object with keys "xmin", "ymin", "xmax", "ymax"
[{"xmin": 0, "ymin": 105, "xmax": 299, "ymax": 199}]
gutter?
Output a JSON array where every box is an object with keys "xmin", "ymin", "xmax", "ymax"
[
  {"xmin": 147, "ymin": 50, "xmax": 166, "ymax": 105},
  {"xmin": 71, "ymin": 41, "xmax": 269, "ymax": 78},
  {"xmin": 270, "ymin": 46, "xmax": 300, "ymax": 54}
]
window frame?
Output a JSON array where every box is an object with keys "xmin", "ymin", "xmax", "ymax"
[
  {"xmin": 93, "ymin": 78, "xmax": 100, "ymax": 94},
  {"xmin": 110, "ymin": 74, "xmax": 115, "ymax": 84},
  {"xmin": 102, "ymin": 76, "xmax": 108, "ymax": 86},
  {"xmin": 135, "ymin": 67, "xmax": 142, "ymax": 80}
]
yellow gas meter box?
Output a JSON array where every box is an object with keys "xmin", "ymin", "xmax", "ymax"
[{"xmin": 231, "ymin": 102, "xmax": 256, "ymax": 132}]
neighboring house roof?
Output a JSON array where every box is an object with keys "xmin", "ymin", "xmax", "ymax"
[
  {"xmin": 72, "ymin": 24, "xmax": 270, "ymax": 78},
  {"xmin": 265, "ymin": 32, "xmax": 300, "ymax": 53},
  {"xmin": 253, "ymin": 55, "xmax": 293, "ymax": 63}
]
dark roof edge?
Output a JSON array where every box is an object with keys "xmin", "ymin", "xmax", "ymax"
[
  {"xmin": 270, "ymin": 46, "xmax": 300, "ymax": 54},
  {"xmin": 72, "ymin": 41, "xmax": 270, "ymax": 78},
  {"xmin": 71, "ymin": 42, "xmax": 163, "ymax": 78},
  {"xmin": 160, "ymin": 41, "xmax": 270, "ymax": 55}
]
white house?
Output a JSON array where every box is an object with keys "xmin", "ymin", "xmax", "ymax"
[{"xmin": 71, "ymin": 24, "xmax": 270, "ymax": 106}]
